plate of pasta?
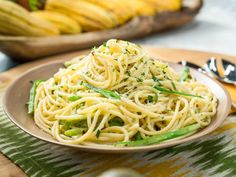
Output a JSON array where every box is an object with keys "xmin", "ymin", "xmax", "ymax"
[{"xmin": 3, "ymin": 39, "xmax": 231, "ymax": 153}]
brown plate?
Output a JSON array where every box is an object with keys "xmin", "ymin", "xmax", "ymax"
[
  {"xmin": 0, "ymin": 0, "xmax": 202, "ymax": 61},
  {"xmin": 2, "ymin": 60, "xmax": 231, "ymax": 153}
]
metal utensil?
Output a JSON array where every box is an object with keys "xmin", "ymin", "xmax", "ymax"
[
  {"xmin": 205, "ymin": 58, "xmax": 236, "ymax": 85},
  {"xmin": 178, "ymin": 59, "xmax": 236, "ymax": 110},
  {"xmin": 178, "ymin": 58, "xmax": 236, "ymax": 85}
]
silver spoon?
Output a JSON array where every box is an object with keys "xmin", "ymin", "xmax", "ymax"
[
  {"xmin": 204, "ymin": 58, "xmax": 236, "ymax": 85},
  {"xmin": 178, "ymin": 59, "xmax": 236, "ymax": 110},
  {"xmin": 178, "ymin": 58, "xmax": 236, "ymax": 85}
]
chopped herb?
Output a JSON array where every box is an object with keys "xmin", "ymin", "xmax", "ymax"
[
  {"xmin": 154, "ymin": 85, "xmax": 203, "ymax": 98},
  {"xmin": 68, "ymin": 95, "xmax": 81, "ymax": 102},
  {"xmin": 171, "ymin": 81, "xmax": 177, "ymax": 90},
  {"xmin": 83, "ymin": 82, "xmax": 121, "ymax": 100},
  {"xmin": 123, "ymin": 78, "xmax": 129, "ymax": 82},
  {"xmin": 125, "ymin": 48, "xmax": 131, "ymax": 54},
  {"xmin": 103, "ymin": 42, "xmax": 107, "ymax": 47},
  {"xmin": 141, "ymin": 72, "xmax": 145, "ymax": 76},
  {"xmin": 133, "ymin": 132, "xmax": 143, "ymax": 141},
  {"xmin": 152, "ymin": 76, "xmax": 161, "ymax": 85},
  {"xmin": 137, "ymin": 78, "xmax": 143, "ymax": 82},
  {"xmin": 148, "ymin": 95, "xmax": 153, "ymax": 103},
  {"xmin": 78, "ymin": 80, "xmax": 84, "ymax": 85},
  {"xmin": 109, "ymin": 117, "xmax": 124, "ymax": 126},
  {"xmin": 126, "ymin": 71, "xmax": 131, "ymax": 76},
  {"xmin": 96, "ymin": 130, "xmax": 101, "ymax": 138}
]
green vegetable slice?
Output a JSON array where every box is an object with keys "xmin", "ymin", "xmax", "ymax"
[
  {"xmin": 152, "ymin": 75, "xmax": 161, "ymax": 85},
  {"xmin": 28, "ymin": 80, "xmax": 44, "ymax": 114},
  {"xmin": 171, "ymin": 81, "xmax": 177, "ymax": 90},
  {"xmin": 133, "ymin": 132, "xmax": 143, "ymax": 141},
  {"xmin": 64, "ymin": 128, "xmax": 83, "ymax": 137},
  {"xmin": 109, "ymin": 117, "xmax": 124, "ymax": 126},
  {"xmin": 180, "ymin": 66, "xmax": 191, "ymax": 82},
  {"xmin": 115, "ymin": 124, "xmax": 201, "ymax": 147},
  {"xmin": 147, "ymin": 95, "xmax": 153, "ymax": 103},
  {"xmin": 154, "ymin": 85, "xmax": 203, "ymax": 98},
  {"xmin": 83, "ymin": 82, "xmax": 121, "ymax": 100},
  {"xmin": 96, "ymin": 130, "xmax": 101, "ymax": 138},
  {"xmin": 68, "ymin": 95, "xmax": 81, "ymax": 102}
]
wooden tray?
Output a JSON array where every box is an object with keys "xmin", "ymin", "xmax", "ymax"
[{"xmin": 0, "ymin": 0, "xmax": 202, "ymax": 61}]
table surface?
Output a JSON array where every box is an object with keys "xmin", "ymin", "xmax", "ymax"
[
  {"xmin": 1, "ymin": 0, "xmax": 236, "ymax": 72},
  {"xmin": 0, "ymin": 1, "xmax": 236, "ymax": 176}
]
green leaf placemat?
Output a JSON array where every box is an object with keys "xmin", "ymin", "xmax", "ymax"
[{"xmin": 0, "ymin": 89, "xmax": 236, "ymax": 177}]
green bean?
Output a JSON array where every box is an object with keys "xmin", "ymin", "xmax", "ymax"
[
  {"xmin": 64, "ymin": 128, "xmax": 83, "ymax": 137},
  {"xmin": 154, "ymin": 85, "xmax": 203, "ymax": 98},
  {"xmin": 180, "ymin": 66, "xmax": 190, "ymax": 82},
  {"xmin": 115, "ymin": 124, "xmax": 201, "ymax": 147},
  {"xmin": 83, "ymin": 82, "xmax": 121, "ymax": 100},
  {"xmin": 28, "ymin": 80, "xmax": 43, "ymax": 114}
]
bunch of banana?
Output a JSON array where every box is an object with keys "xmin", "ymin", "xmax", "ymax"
[
  {"xmin": 31, "ymin": 11, "xmax": 82, "ymax": 34},
  {"xmin": 45, "ymin": 0, "xmax": 117, "ymax": 32},
  {"xmin": 0, "ymin": 0, "xmax": 59, "ymax": 36}
]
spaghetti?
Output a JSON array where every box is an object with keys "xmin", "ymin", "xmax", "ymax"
[{"xmin": 31, "ymin": 39, "xmax": 217, "ymax": 146}]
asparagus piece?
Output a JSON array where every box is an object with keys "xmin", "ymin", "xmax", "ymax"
[
  {"xmin": 83, "ymin": 82, "xmax": 121, "ymax": 100},
  {"xmin": 68, "ymin": 95, "xmax": 81, "ymax": 101},
  {"xmin": 180, "ymin": 66, "xmax": 191, "ymax": 82},
  {"xmin": 28, "ymin": 80, "xmax": 43, "ymax": 114},
  {"xmin": 64, "ymin": 128, "xmax": 83, "ymax": 137},
  {"xmin": 115, "ymin": 124, "xmax": 201, "ymax": 147},
  {"xmin": 154, "ymin": 85, "xmax": 203, "ymax": 98}
]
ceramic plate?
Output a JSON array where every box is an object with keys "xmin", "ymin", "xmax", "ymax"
[{"xmin": 3, "ymin": 61, "xmax": 231, "ymax": 153}]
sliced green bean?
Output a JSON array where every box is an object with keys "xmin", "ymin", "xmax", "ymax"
[
  {"xmin": 115, "ymin": 124, "xmax": 201, "ymax": 147},
  {"xmin": 83, "ymin": 82, "xmax": 121, "ymax": 100},
  {"xmin": 28, "ymin": 80, "xmax": 43, "ymax": 114},
  {"xmin": 154, "ymin": 85, "xmax": 203, "ymax": 98}
]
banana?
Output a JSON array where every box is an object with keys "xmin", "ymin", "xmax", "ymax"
[
  {"xmin": 81, "ymin": 0, "xmax": 121, "ymax": 26},
  {"xmin": 31, "ymin": 11, "xmax": 82, "ymax": 34},
  {"xmin": 83, "ymin": 0, "xmax": 133, "ymax": 25},
  {"xmin": 0, "ymin": 0, "xmax": 59, "ymax": 36},
  {"xmin": 0, "ymin": 20, "xmax": 27, "ymax": 36},
  {"xmin": 144, "ymin": 0, "xmax": 182, "ymax": 12},
  {"xmin": 127, "ymin": 0, "xmax": 156, "ymax": 16},
  {"xmin": 46, "ymin": 0, "xmax": 116, "ymax": 31},
  {"xmin": 46, "ymin": 5, "xmax": 105, "ymax": 31}
]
